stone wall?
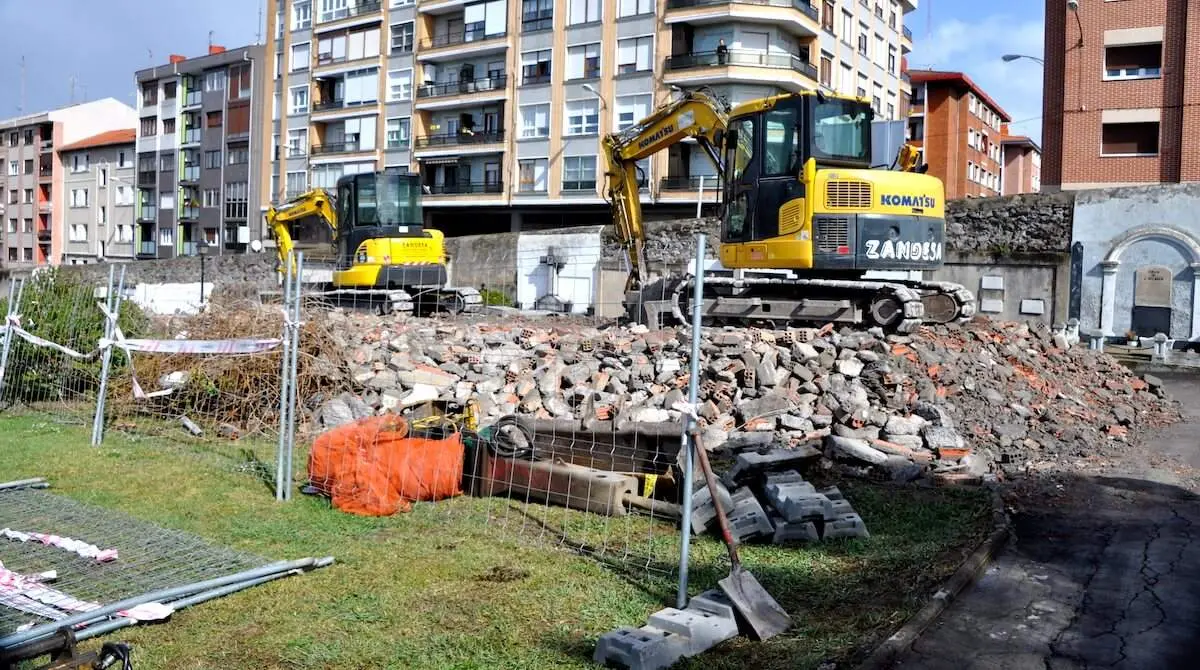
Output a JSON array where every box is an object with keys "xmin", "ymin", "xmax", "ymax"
[
  {"xmin": 55, "ymin": 253, "xmax": 278, "ymax": 290},
  {"xmin": 945, "ymin": 192, "xmax": 1075, "ymax": 254}
]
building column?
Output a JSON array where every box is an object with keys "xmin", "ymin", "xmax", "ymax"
[
  {"xmin": 1099, "ymin": 260, "xmax": 1120, "ymax": 336},
  {"xmin": 1191, "ymin": 263, "xmax": 1200, "ymax": 341},
  {"xmin": 510, "ymin": 210, "xmax": 522, "ymax": 233}
]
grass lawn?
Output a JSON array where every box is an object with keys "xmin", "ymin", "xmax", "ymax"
[{"xmin": 0, "ymin": 412, "xmax": 993, "ymax": 669}]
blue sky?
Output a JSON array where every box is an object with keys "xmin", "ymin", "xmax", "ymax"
[
  {"xmin": 907, "ymin": 0, "xmax": 1046, "ymax": 143},
  {"xmin": 0, "ymin": 0, "xmax": 1045, "ymax": 142}
]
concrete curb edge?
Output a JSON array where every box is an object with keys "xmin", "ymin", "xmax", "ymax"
[{"xmin": 854, "ymin": 487, "xmax": 1011, "ymax": 670}]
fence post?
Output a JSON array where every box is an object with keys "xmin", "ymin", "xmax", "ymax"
[
  {"xmin": 676, "ymin": 233, "xmax": 706, "ymax": 608},
  {"xmin": 275, "ymin": 252, "xmax": 295, "ymax": 502},
  {"xmin": 0, "ymin": 277, "xmax": 20, "ymax": 402},
  {"xmin": 283, "ymin": 252, "xmax": 304, "ymax": 501},
  {"xmin": 92, "ymin": 265, "xmax": 126, "ymax": 447}
]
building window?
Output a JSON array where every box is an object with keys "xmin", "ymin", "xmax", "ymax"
[
  {"xmin": 518, "ymin": 158, "xmax": 548, "ymax": 192},
  {"xmin": 345, "ymin": 68, "xmax": 380, "ymax": 106},
  {"xmin": 287, "ymin": 128, "xmax": 308, "ymax": 156},
  {"xmin": 140, "ymin": 117, "xmax": 158, "ymax": 137},
  {"xmin": 286, "ymin": 171, "xmax": 308, "ymax": 197},
  {"xmin": 116, "ymin": 185, "xmax": 134, "ymax": 206},
  {"xmin": 70, "ymin": 188, "xmax": 89, "ymax": 208},
  {"xmin": 567, "ymin": 43, "xmax": 601, "ymax": 80},
  {"xmin": 224, "ymin": 181, "xmax": 248, "ymax": 219},
  {"xmin": 857, "ymin": 24, "xmax": 868, "ymax": 55},
  {"xmin": 520, "ymin": 104, "xmax": 550, "ymax": 138},
  {"xmin": 291, "ymin": 42, "xmax": 311, "ymax": 71},
  {"xmin": 228, "ymin": 147, "xmax": 249, "ymax": 164},
  {"xmin": 318, "ymin": 34, "xmax": 347, "ymax": 64},
  {"xmin": 7, "ymin": 132, "xmax": 15, "ymax": 147},
  {"xmin": 821, "ymin": 1, "xmax": 835, "ymax": 34},
  {"xmin": 204, "ymin": 150, "xmax": 221, "ymax": 169},
  {"xmin": 391, "ymin": 22, "xmax": 414, "ymax": 53},
  {"xmin": 205, "ymin": 70, "xmax": 226, "ymax": 92},
  {"xmin": 616, "ymin": 36, "xmax": 652, "ymax": 75},
  {"xmin": 160, "ymin": 153, "xmax": 174, "ymax": 171},
  {"xmin": 98, "ymin": 206, "xmax": 107, "ymax": 225},
  {"xmin": 614, "ymin": 94, "xmax": 651, "ymax": 132},
  {"xmin": 21, "ymin": 218, "xmax": 31, "ymax": 233},
  {"xmin": 887, "ymin": 46, "xmax": 896, "ymax": 73},
  {"xmin": 22, "ymin": 159, "xmax": 31, "ymax": 175},
  {"xmin": 71, "ymin": 153, "xmax": 89, "ymax": 173},
  {"xmin": 565, "ymin": 99, "xmax": 599, "ymax": 135},
  {"xmin": 163, "ymin": 118, "xmax": 176, "ymax": 135},
  {"xmin": 856, "ymin": 86, "xmax": 866, "ymax": 99},
  {"xmin": 562, "ymin": 155, "xmax": 597, "ymax": 191},
  {"xmin": 203, "ymin": 188, "xmax": 220, "ymax": 207},
  {"xmin": 387, "ymin": 69, "xmax": 412, "ymax": 102},
  {"xmin": 385, "ymin": 117, "xmax": 410, "ymax": 148},
  {"xmin": 21, "ymin": 189, "xmax": 31, "ymax": 204},
  {"xmin": 1101, "ymin": 121, "xmax": 1160, "ymax": 156},
  {"xmin": 158, "ymin": 227, "xmax": 173, "ymax": 246},
  {"xmin": 289, "ymin": 85, "xmax": 309, "ymax": 114},
  {"xmin": 318, "ymin": 0, "xmax": 348, "ymax": 22},
  {"xmin": 292, "ymin": 0, "xmax": 312, "ymax": 30},
  {"xmin": 205, "ymin": 111, "xmax": 222, "ymax": 128},
  {"xmin": 5, "ymin": 219, "xmax": 13, "ymax": 233},
  {"xmin": 160, "ymin": 191, "xmax": 175, "ymax": 210},
  {"xmin": 521, "ymin": 49, "xmax": 553, "ymax": 84},
  {"xmin": 141, "ymin": 82, "xmax": 158, "ymax": 106},
  {"xmin": 70, "ymin": 224, "xmax": 88, "ymax": 242},
  {"xmin": 6, "ymin": 161, "xmax": 15, "ymax": 176},
  {"xmin": 617, "ymin": 0, "xmax": 651, "ymax": 17},
  {"xmin": 568, "ymin": 0, "xmax": 600, "ymax": 25},
  {"xmin": 820, "ymin": 54, "xmax": 833, "ymax": 88},
  {"xmin": 1104, "ymin": 43, "xmax": 1162, "ymax": 80},
  {"xmin": 522, "ymin": 0, "xmax": 554, "ymax": 31}
]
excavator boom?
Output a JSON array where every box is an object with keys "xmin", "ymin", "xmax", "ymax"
[
  {"xmin": 265, "ymin": 188, "xmax": 338, "ymax": 276},
  {"xmin": 600, "ymin": 89, "xmax": 729, "ymax": 291}
]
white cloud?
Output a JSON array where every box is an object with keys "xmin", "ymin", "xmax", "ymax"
[{"xmin": 908, "ymin": 15, "xmax": 1045, "ymax": 143}]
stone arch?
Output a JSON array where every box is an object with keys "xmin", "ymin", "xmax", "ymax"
[
  {"xmin": 1104, "ymin": 225, "xmax": 1200, "ymax": 265},
  {"xmin": 1097, "ymin": 224, "xmax": 1200, "ymax": 340}
]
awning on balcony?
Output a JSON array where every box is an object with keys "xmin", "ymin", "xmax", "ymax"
[{"xmin": 420, "ymin": 157, "xmax": 461, "ymax": 165}]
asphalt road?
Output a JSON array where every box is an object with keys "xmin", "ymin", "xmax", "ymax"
[{"xmin": 891, "ymin": 374, "xmax": 1200, "ymax": 670}]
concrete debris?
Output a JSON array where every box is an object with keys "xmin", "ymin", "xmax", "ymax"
[
  {"xmin": 593, "ymin": 590, "xmax": 739, "ymax": 670},
  {"xmin": 309, "ymin": 311, "xmax": 1179, "ymax": 484}
]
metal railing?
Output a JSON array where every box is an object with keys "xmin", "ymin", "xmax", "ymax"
[
  {"xmin": 138, "ymin": 241, "xmax": 157, "ymax": 256},
  {"xmin": 36, "ymin": 229, "xmax": 52, "ymax": 242},
  {"xmin": 903, "ymin": 25, "xmax": 912, "ymax": 40},
  {"xmin": 562, "ymin": 180, "xmax": 596, "ymax": 191},
  {"xmin": 183, "ymin": 92, "xmax": 202, "ymax": 107},
  {"xmin": 138, "ymin": 206, "xmax": 157, "ymax": 222},
  {"xmin": 660, "ymin": 175, "xmax": 719, "ymax": 190},
  {"xmin": 39, "ymin": 140, "xmax": 53, "ymax": 152},
  {"xmin": 179, "ymin": 207, "xmax": 200, "ymax": 221},
  {"xmin": 182, "ymin": 129, "xmax": 202, "ymax": 144},
  {"xmin": 311, "ymin": 141, "xmax": 373, "ymax": 155},
  {"xmin": 425, "ymin": 181, "xmax": 504, "ymax": 195},
  {"xmin": 180, "ymin": 242, "xmax": 198, "ymax": 257},
  {"xmin": 422, "ymin": 29, "xmax": 506, "ymax": 49},
  {"xmin": 414, "ymin": 130, "xmax": 505, "ymax": 148},
  {"xmin": 181, "ymin": 166, "xmax": 200, "ymax": 182},
  {"xmin": 665, "ymin": 49, "xmax": 819, "ymax": 79},
  {"xmin": 137, "ymin": 172, "xmax": 156, "ymax": 186},
  {"xmin": 666, "ymin": 0, "xmax": 817, "ymax": 20},
  {"xmin": 317, "ymin": 0, "xmax": 381, "ymax": 22},
  {"xmin": 417, "ymin": 75, "xmax": 507, "ymax": 99}
]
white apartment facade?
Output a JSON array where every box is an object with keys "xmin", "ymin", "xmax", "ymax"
[
  {"xmin": 265, "ymin": 0, "xmax": 916, "ymax": 232},
  {"xmin": 59, "ymin": 131, "xmax": 139, "ymax": 264}
]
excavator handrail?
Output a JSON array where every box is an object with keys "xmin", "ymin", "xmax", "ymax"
[{"xmin": 598, "ymin": 88, "xmax": 731, "ymax": 293}]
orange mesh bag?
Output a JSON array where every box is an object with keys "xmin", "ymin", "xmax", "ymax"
[{"xmin": 307, "ymin": 414, "xmax": 466, "ymax": 517}]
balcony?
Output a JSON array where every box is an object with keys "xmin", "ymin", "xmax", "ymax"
[
  {"xmin": 180, "ymin": 241, "xmax": 199, "ymax": 257},
  {"xmin": 181, "ymin": 129, "xmax": 202, "ymax": 145},
  {"xmin": 311, "ymin": 141, "xmax": 376, "ymax": 155},
  {"xmin": 418, "ymin": 28, "xmax": 508, "ymax": 62},
  {"xmin": 317, "ymin": 0, "xmax": 382, "ymax": 25},
  {"xmin": 138, "ymin": 206, "xmax": 158, "ymax": 222},
  {"xmin": 39, "ymin": 140, "xmax": 53, "ymax": 153},
  {"xmin": 183, "ymin": 91, "xmax": 202, "ymax": 108},
  {"xmin": 425, "ymin": 181, "xmax": 504, "ymax": 195},
  {"xmin": 137, "ymin": 241, "xmax": 157, "ymax": 259},
  {"xmin": 180, "ymin": 166, "xmax": 200, "ymax": 183},
  {"xmin": 665, "ymin": 49, "xmax": 819, "ymax": 81},
  {"xmin": 903, "ymin": 25, "xmax": 912, "ymax": 40},
  {"xmin": 664, "ymin": 0, "xmax": 819, "ymax": 34},
  {"xmin": 423, "ymin": 28, "xmax": 506, "ymax": 50},
  {"xmin": 36, "ymin": 229, "xmax": 51, "ymax": 243},
  {"xmin": 414, "ymin": 130, "xmax": 505, "ymax": 150},
  {"xmin": 660, "ymin": 175, "xmax": 720, "ymax": 190},
  {"xmin": 137, "ymin": 171, "xmax": 156, "ymax": 187},
  {"xmin": 179, "ymin": 206, "xmax": 200, "ymax": 221},
  {"xmin": 37, "ymin": 201, "xmax": 51, "ymax": 214},
  {"xmin": 666, "ymin": 0, "xmax": 817, "ymax": 19},
  {"xmin": 418, "ymin": 75, "xmax": 507, "ymax": 99}
]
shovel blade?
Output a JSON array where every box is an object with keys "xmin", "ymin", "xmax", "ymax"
[{"xmin": 718, "ymin": 567, "xmax": 791, "ymax": 641}]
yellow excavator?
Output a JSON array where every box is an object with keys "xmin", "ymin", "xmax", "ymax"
[
  {"xmin": 265, "ymin": 171, "xmax": 481, "ymax": 315},
  {"xmin": 604, "ymin": 88, "xmax": 975, "ymax": 332}
]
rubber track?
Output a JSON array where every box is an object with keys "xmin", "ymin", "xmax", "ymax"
[{"xmin": 667, "ymin": 275, "xmax": 976, "ymax": 333}]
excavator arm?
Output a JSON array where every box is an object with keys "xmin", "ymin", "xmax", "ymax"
[
  {"xmin": 263, "ymin": 189, "xmax": 338, "ymax": 276},
  {"xmin": 599, "ymin": 89, "xmax": 729, "ymax": 292}
]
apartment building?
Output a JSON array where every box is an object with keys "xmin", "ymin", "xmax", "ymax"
[
  {"xmin": 134, "ymin": 44, "xmax": 269, "ymax": 260},
  {"xmin": 1001, "ymin": 131, "xmax": 1041, "ymax": 195},
  {"xmin": 906, "ymin": 70, "xmax": 1010, "ymax": 200},
  {"xmin": 265, "ymin": 0, "xmax": 915, "ymax": 232},
  {"xmin": 0, "ymin": 99, "xmax": 137, "ymax": 271},
  {"xmin": 59, "ymin": 130, "xmax": 138, "ymax": 264},
  {"xmin": 1042, "ymin": 0, "xmax": 1200, "ymax": 190}
]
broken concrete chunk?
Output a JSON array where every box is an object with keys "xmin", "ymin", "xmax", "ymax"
[
  {"xmin": 922, "ymin": 425, "xmax": 963, "ymax": 451},
  {"xmin": 825, "ymin": 435, "xmax": 889, "ymax": 465}
]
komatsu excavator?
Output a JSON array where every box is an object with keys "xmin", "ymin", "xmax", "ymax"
[
  {"xmin": 265, "ymin": 170, "xmax": 481, "ymax": 315},
  {"xmin": 603, "ymin": 88, "xmax": 976, "ymax": 333}
]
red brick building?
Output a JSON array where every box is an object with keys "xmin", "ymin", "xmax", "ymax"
[
  {"xmin": 1042, "ymin": 0, "xmax": 1200, "ymax": 190},
  {"xmin": 907, "ymin": 70, "xmax": 1011, "ymax": 200},
  {"xmin": 1001, "ymin": 129, "xmax": 1042, "ymax": 194}
]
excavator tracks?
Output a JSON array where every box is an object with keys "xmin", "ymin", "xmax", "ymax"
[
  {"xmin": 269, "ymin": 286, "xmax": 484, "ymax": 318},
  {"xmin": 630, "ymin": 274, "xmax": 976, "ymax": 333}
]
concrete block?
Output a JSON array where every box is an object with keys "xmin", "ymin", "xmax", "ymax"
[
  {"xmin": 764, "ymin": 470, "xmax": 806, "ymax": 487},
  {"xmin": 772, "ymin": 517, "xmax": 820, "ymax": 544},
  {"xmin": 647, "ymin": 607, "xmax": 739, "ymax": 655},
  {"xmin": 690, "ymin": 480, "xmax": 733, "ymax": 536},
  {"xmin": 727, "ymin": 487, "xmax": 775, "ymax": 542},
  {"xmin": 824, "ymin": 498, "xmax": 855, "ymax": 520},
  {"xmin": 726, "ymin": 447, "xmax": 821, "ymax": 483},
  {"xmin": 822, "ymin": 512, "xmax": 870, "ymax": 540},
  {"xmin": 819, "ymin": 486, "xmax": 844, "ymax": 501},
  {"xmin": 593, "ymin": 625, "xmax": 690, "ymax": 670},
  {"xmin": 687, "ymin": 589, "xmax": 736, "ymax": 620},
  {"xmin": 765, "ymin": 486, "xmax": 833, "ymax": 523}
]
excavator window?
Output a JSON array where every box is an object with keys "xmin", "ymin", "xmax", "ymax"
[
  {"xmin": 763, "ymin": 107, "xmax": 802, "ymax": 177},
  {"xmin": 810, "ymin": 98, "xmax": 871, "ymax": 164},
  {"xmin": 723, "ymin": 116, "xmax": 757, "ymax": 242}
]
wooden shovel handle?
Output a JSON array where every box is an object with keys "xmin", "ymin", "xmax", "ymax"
[{"xmin": 690, "ymin": 428, "xmax": 741, "ymax": 570}]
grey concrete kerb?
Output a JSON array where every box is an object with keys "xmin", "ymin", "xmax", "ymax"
[{"xmin": 854, "ymin": 486, "xmax": 1011, "ymax": 670}]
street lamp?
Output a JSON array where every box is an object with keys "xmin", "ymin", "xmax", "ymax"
[
  {"xmin": 581, "ymin": 83, "xmax": 607, "ymax": 110},
  {"xmin": 1002, "ymin": 54, "xmax": 1045, "ymax": 65}
]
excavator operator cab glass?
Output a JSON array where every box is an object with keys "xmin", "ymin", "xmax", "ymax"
[
  {"xmin": 809, "ymin": 97, "xmax": 871, "ymax": 166},
  {"xmin": 337, "ymin": 172, "xmax": 423, "ymax": 233}
]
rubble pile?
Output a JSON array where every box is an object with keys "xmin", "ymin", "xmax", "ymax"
[{"xmin": 311, "ymin": 310, "xmax": 1179, "ymax": 483}]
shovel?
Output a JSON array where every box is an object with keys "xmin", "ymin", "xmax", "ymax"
[{"xmin": 689, "ymin": 427, "xmax": 792, "ymax": 641}]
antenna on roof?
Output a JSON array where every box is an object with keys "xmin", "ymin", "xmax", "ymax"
[
  {"xmin": 256, "ymin": 0, "xmax": 264, "ymax": 44},
  {"xmin": 209, "ymin": 30, "xmax": 215, "ymax": 50},
  {"xmin": 18, "ymin": 56, "xmax": 25, "ymax": 114}
]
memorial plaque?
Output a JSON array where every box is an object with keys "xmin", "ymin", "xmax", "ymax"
[{"xmin": 1134, "ymin": 266, "xmax": 1172, "ymax": 308}]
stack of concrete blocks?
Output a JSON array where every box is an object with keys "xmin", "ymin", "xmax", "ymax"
[
  {"xmin": 695, "ymin": 449, "xmax": 870, "ymax": 544},
  {"xmin": 593, "ymin": 590, "xmax": 740, "ymax": 670}
]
